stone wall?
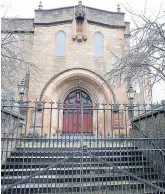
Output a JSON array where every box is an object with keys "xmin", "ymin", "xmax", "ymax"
[
  {"xmin": 132, "ymin": 108, "xmax": 165, "ymax": 139},
  {"xmin": 29, "ymin": 21, "xmax": 129, "ymax": 103},
  {"xmin": 34, "ymin": 6, "xmax": 127, "ymax": 29},
  {"xmin": 1, "ymin": 18, "xmax": 34, "ymax": 32},
  {"xmin": 131, "ymin": 107, "xmax": 165, "ymax": 179},
  {"xmin": 1, "ymin": 18, "xmax": 34, "ymax": 95},
  {"xmin": 1, "ymin": 108, "xmax": 24, "ymax": 164},
  {"xmin": 1, "ymin": 4, "xmax": 145, "ymax": 106},
  {"xmin": 2, "ymin": 32, "xmax": 34, "ymax": 95}
]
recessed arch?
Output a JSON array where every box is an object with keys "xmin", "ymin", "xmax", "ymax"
[
  {"xmin": 58, "ymin": 85, "xmax": 97, "ymax": 105},
  {"xmin": 39, "ymin": 68, "xmax": 116, "ymax": 104},
  {"xmin": 37, "ymin": 68, "xmax": 118, "ymax": 135}
]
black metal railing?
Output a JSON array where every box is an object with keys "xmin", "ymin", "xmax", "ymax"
[{"xmin": 1, "ymin": 100, "xmax": 165, "ymax": 193}]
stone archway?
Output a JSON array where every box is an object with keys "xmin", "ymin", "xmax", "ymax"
[
  {"xmin": 39, "ymin": 68, "xmax": 116, "ymax": 135},
  {"xmin": 40, "ymin": 68, "xmax": 116, "ymax": 104}
]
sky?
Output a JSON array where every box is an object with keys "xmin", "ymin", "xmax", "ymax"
[
  {"xmin": 2, "ymin": 0, "xmax": 165, "ymax": 20},
  {"xmin": 1, "ymin": 0, "xmax": 165, "ymax": 102}
]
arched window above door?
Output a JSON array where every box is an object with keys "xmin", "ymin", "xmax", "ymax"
[
  {"xmin": 64, "ymin": 90, "xmax": 92, "ymax": 105},
  {"xmin": 94, "ymin": 32, "xmax": 104, "ymax": 57},
  {"xmin": 55, "ymin": 31, "xmax": 66, "ymax": 56}
]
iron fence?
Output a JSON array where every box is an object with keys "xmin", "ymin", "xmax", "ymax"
[{"xmin": 1, "ymin": 100, "xmax": 165, "ymax": 193}]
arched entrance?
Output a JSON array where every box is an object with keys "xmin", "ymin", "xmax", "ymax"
[
  {"xmin": 63, "ymin": 89, "xmax": 93, "ymax": 134},
  {"xmin": 39, "ymin": 68, "xmax": 117, "ymax": 135}
]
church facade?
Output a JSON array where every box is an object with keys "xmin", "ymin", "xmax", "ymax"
[{"xmin": 2, "ymin": 1, "xmax": 145, "ymax": 136}]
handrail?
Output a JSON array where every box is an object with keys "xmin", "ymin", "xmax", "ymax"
[
  {"xmin": 1, "ymin": 107, "xmax": 25, "ymax": 138},
  {"xmin": 132, "ymin": 122, "xmax": 165, "ymax": 156},
  {"xmin": 2, "ymin": 125, "xmax": 19, "ymax": 138},
  {"xmin": 1, "ymin": 107, "xmax": 24, "ymax": 120}
]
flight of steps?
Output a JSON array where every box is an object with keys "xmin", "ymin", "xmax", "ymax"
[{"xmin": 1, "ymin": 146, "xmax": 165, "ymax": 194}]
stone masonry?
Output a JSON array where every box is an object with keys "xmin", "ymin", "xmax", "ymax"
[{"xmin": 1, "ymin": 2, "xmax": 146, "ymax": 135}]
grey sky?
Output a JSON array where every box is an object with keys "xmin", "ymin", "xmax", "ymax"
[
  {"xmin": 1, "ymin": 0, "xmax": 165, "ymax": 102},
  {"xmin": 2, "ymin": 0, "xmax": 164, "ymax": 20}
]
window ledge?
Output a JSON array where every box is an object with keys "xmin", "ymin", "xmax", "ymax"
[
  {"xmin": 93, "ymin": 57, "xmax": 104, "ymax": 59},
  {"xmin": 54, "ymin": 56, "xmax": 66, "ymax": 59}
]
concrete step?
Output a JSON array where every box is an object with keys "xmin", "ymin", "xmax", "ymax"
[
  {"xmin": 1, "ymin": 173, "xmax": 159, "ymax": 185},
  {"xmin": 2, "ymin": 146, "xmax": 165, "ymax": 194},
  {"xmin": 2, "ymin": 160, "xmax": 149, "ymax": 170},
  {"xmin": 2, "ymin": 180, "xmax": 165, "ymax": 194},
  {"xmin": 13, "ymin": 191, "xmax": 164, "ymax": 194},
  {"xmin": 145, "ymin": 192, "xmax": 165, "ymax": 194},
  {"xmin": 6, "ymin": 155, "xmax": 144, "ymax": 163},
  {"xmin": 1, "ymin": 165, "xmax": 155, "ymax": 177},
  {"xmin": 10, "ymin": 149, "xmax": 143, "ymax": 157},
  {"xmin": 16, "ymin": 144, "xmax": 138, "ymax": 151}
]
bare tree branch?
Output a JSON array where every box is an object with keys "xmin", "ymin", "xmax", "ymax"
[
  {"xmin": 106, "ymin": 3, "xmax": 165, "ymax": 100},
  {"xmin": 1, "ymin": 14, "xmax": 40, "ymax": 96}
]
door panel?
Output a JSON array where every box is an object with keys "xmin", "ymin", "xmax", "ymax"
[{"xmin": 63, "ymin": 90, "xmax": 93, "ymax": 133}]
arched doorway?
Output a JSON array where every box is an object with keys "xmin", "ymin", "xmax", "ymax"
[{"xmin": 63, "ymin": 89, "xmax": 93, "ymax": 134}]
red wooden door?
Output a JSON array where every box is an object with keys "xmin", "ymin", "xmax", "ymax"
[{"xmin": 63, "ymin": 90, "xmax": 93, "ymax": 134}]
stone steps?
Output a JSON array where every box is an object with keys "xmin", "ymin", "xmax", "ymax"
[
  {"xmin": 1, "ymin": 146, "xmax": 165, "ymax": 194},
  {"xmin": 2, "ymin": 173, "xmax": 159, "ymax": 185},
  {"xmin": 2, "ymin": 165, "xmax": 154, "ymax": 176},
  {"xmin": 2, "ymin": 161, "xmax": 149, "ymax": 170},
  {"xmin": 6, "ymin": 155, "xmax": 144, "ymax": 163},
  {"xmin": 11, "ymin": 149, "xmax": 142, "ymax": 157},
  {"xmin": 2, "ymin": 180, "xmax": 165, "ymax": 194}
]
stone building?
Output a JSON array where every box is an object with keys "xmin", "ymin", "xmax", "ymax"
[{"xmin": 1, "ymin": 1, "xmax": 146, "ymax": 135}]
